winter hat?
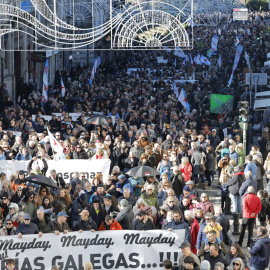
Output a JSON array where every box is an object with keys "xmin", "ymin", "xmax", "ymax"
[
  {"xmin": 1, "ymin": 192, "xmax": 8, "ymax": 199},
  {"xmin": 159, "ymin": 205, "xmax": 169, "ymax": 211},
  {"xmin": 79, "ymin": 193, "xmax": 86, "ymax": 201},
  {"xmin": 119, "ymin": 199, "xmax": 128, "ymax": 207},
  {"xmin": 142, "ymin": 206, "xmax": 151, "ymax": 212},
  {"xmin": 183, "ymin": 186, "xmax": 191, "ymax": 192},
  {"xmin": 104, "ymin": 195, "xmax": 112, "ymax": 201}
]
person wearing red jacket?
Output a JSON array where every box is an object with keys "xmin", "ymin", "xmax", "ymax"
[
  {"xmin": 237, "ymin": 186, "xmax": 262, "ymax": 248},
  {"xmin": 98, "ymin": 215, "xmax": 122, "ymax": 231},
  {"xmin": 184, "ymin": 210, "xmax": 200, "ymax": 254}
]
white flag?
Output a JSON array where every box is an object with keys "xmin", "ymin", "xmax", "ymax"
[
  {"xmin": 174, "ymin": 47, "xmax": 186, "ymax": 58},
  {"xmin": 174, "ymin": 82, "xmax": 179, "ymax": 98},
  {"xmin": 47, "ymin": 128, "xmax": 64, "ymax": 154},
  {"xmin": 235, "ymin": 36, "xmax": 240, "ymax": 47},
  {"xmin": 61, "ymin": 77, "xmax": 65, "ymax": 98},
  {"xmin": 195, "ymin": 54, "xmax": 201, "ymax": 65},
  {"xmin": 174, "ymin": 59, "xmax": 176, "ymax": 67},
  {"xmin": 178, "ymin": 88, "xmax": 190, "ymax": 111},
  {"xmin": 218, "ymin": 55, "xmax": 222, "ymax": 68},
  {"xmin": 200, "ymin": 55, "xmax": 211, "ymax": 66},
  {"xmin": 244, "ymin": 51, "xmax": 250, "ymax": 69}
]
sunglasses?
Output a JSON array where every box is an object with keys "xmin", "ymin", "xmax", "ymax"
[
  {"xmin": 205, "ymin": 218, "xmax": 210, "ymax": 221},
  {"xmin": 233, "ymin": 263, "xmax": 240, "ymax": 266},
  {"xmin": 6, "ymin": 223, "xmax": 12, "ymax": 225},
  {"xmin": 17, "ymin": 189, "xmax": 22, "ymax": 191},
  {"xmin": 42, "ymin": 190, "xmax": 47, "ymax": 192},
  {"xmin": 164, "ymin": 185, "xmax": 170, "ymax": 187},
  {"xmin": 29, "ymin": 196, "xmax": 34, "ymax": 199},
  {"xmin": 24, "ymin": 219, "xmax": 30, "ymax": 221},
  {"xmin": 169, "ymin": 201, "xmax": 174, "ymax": 203},
  {"xmin": 2, "ymin": 198, "xmax": 7, "ymax": 200}
]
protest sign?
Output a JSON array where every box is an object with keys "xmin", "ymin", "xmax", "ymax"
[
  {"xmin": 3, "ymin": 131, "xmax": 22, "ymax": 137},
  {"xmin": 32, "ymin": 112, "xmax": 103, "ymax": 122},
  {"xmin": 0, "ymin": 230, "xmax": 185, "ymax": 270},
  {"xmin": 0, "ymin": 160, "xmax": 111, "ymax": 182}
]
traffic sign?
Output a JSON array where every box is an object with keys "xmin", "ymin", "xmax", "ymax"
[{"xmin": 246, "ymin": 73, "xmax": 267, "ymax": 86}]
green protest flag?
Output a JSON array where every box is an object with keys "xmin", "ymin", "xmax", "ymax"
[{"xmin": 210, "ymin": 94, "xmax": 234, "ymax": 114}]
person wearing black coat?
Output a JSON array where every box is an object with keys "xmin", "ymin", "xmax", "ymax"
[
  {"xmin": 170, "ymin": 168, "xmax": 185, "ymax": 199},
  {"xmin": 205, "ymin": 147, "xmax": 216, "ymax": 188},
  {"xmin": 88, "ymin": 200, "xmax": 106, "ymax": 229},
  {"xmin": 103, "ymin": 194, "xmax": 120, "ymax": 215},
  {"xmin": 71, "ymin": 192, "xmax": 89, "ymax": 226},
  {"xmin": 31, "ymin": 209, "xmax": 50, "ymax": 233},
  {"xmin": 204, "ymin": 244, "xmax": 229, "ymax": 270},
  {"xmin": 215, "ymin": 208, "xmax": 230, "ymax": 245},
  {"xmin": 122, "ymin": 155, "xmax": 139, "ymax": 173},
  {"xmin": 72, "ymin": 146, "xmax": 89, "ymax": 159},
  {"xmin": 73, "ymin": 210, "xmax": 98, "ymax": 231},
  {"xmin": 227, "ymin": 166, "xmax": 245, "ymax": 214},
  {"xmin": 253, "ymin": 157, "xmax": 265, "ymax": 191},
  {"xmin": 132, "ymin": 211, "xmax": 155, "ymax": 230}
]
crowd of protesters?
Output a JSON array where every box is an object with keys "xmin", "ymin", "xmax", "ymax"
[{"xmin": 1, "ymin": 10, "xmax": 270, "ymax": 270}]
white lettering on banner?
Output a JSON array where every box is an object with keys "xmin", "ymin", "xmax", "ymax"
[
  {"xmin": 32, "ymin": 112, "xmax": 103, "ymax": 122},
  {"xmin": 46, "ymin": 159, "xmax": 111, "ymax": 182},
  {"xmin": 0, "ymin": 230, "xmax": 185, "ymax": 270},
  {"xmin": 0, "ymin": 160, "xmax": 111, "ymax": 182}
]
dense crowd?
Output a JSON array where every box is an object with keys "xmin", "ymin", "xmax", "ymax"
[{"xmin": 1, "ymin": 10, "xmax": 270, "ymax": 270}]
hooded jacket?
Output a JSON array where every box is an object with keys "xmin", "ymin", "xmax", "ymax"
[
  {"xmin": 72, "ymin": 197, "xmax": 89, "ymax": 221},
  {"xmin": 132, "ymin": 217, "xmax": 156, "ymax": 230},
  {"xmin": 73, "ymin": 216, "xmax": 98, "ymax": 231},
  {"xmin": 242, "ymin": 192, "xmax": 262, "ymax": 218},
  {"xmin": 98, "ymin": 219, "xmax": 122, "ymax": 231},
  {"xmin": 249, "ymin": 235, "xmax": 270, "ymax": 269},
  {"xmin": 115, "ymin": 204, "xmax": 134, "ymax": 229}
]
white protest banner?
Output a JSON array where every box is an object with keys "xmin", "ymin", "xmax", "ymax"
[
  {"xmin": 46, "ymin": 159, "xmax": 111, "ymax": 182},
  {"xmin": 0, "ymin": 230, "xmax": 185, "ymax": 270},
  {"xmin": 3, "ymin": 131, "xmax": 22, "ymax": 137},
  {"xmin": 0, "ymin": 160, "xmax": 111, "ymax": 182},
  {"xmin": 0, "ymin": 160, "xmax": 27, "ymax": 179},
  {"xmin": 32, "ymin": 112, "xmax": 103, "ymax": 122},
  {"xmin": 157, "ymin": 57, "xmax": 164, "ymax": 63},
  {"xmin": 127, "ymin": 68, "xmax": 139, "ymax": 75}
]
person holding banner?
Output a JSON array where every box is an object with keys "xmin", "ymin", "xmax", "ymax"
[
  {"xmin": 98, "ymin": 215, "xmax": 122, "ymax": 231},
  {"xmin": 15, "ymin": 213, "xmax": 42, "ymax": 238},
  {"xmin": 73, "ymin": 210, "xmax": 97, "ymax": 232},
  {"xmin": 132, "ymin": 210, "xmax": 156, "ymax": 230},
  {"xmin": 45, "ymin": 211, "xmax": 70, "ymax": 234}
]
